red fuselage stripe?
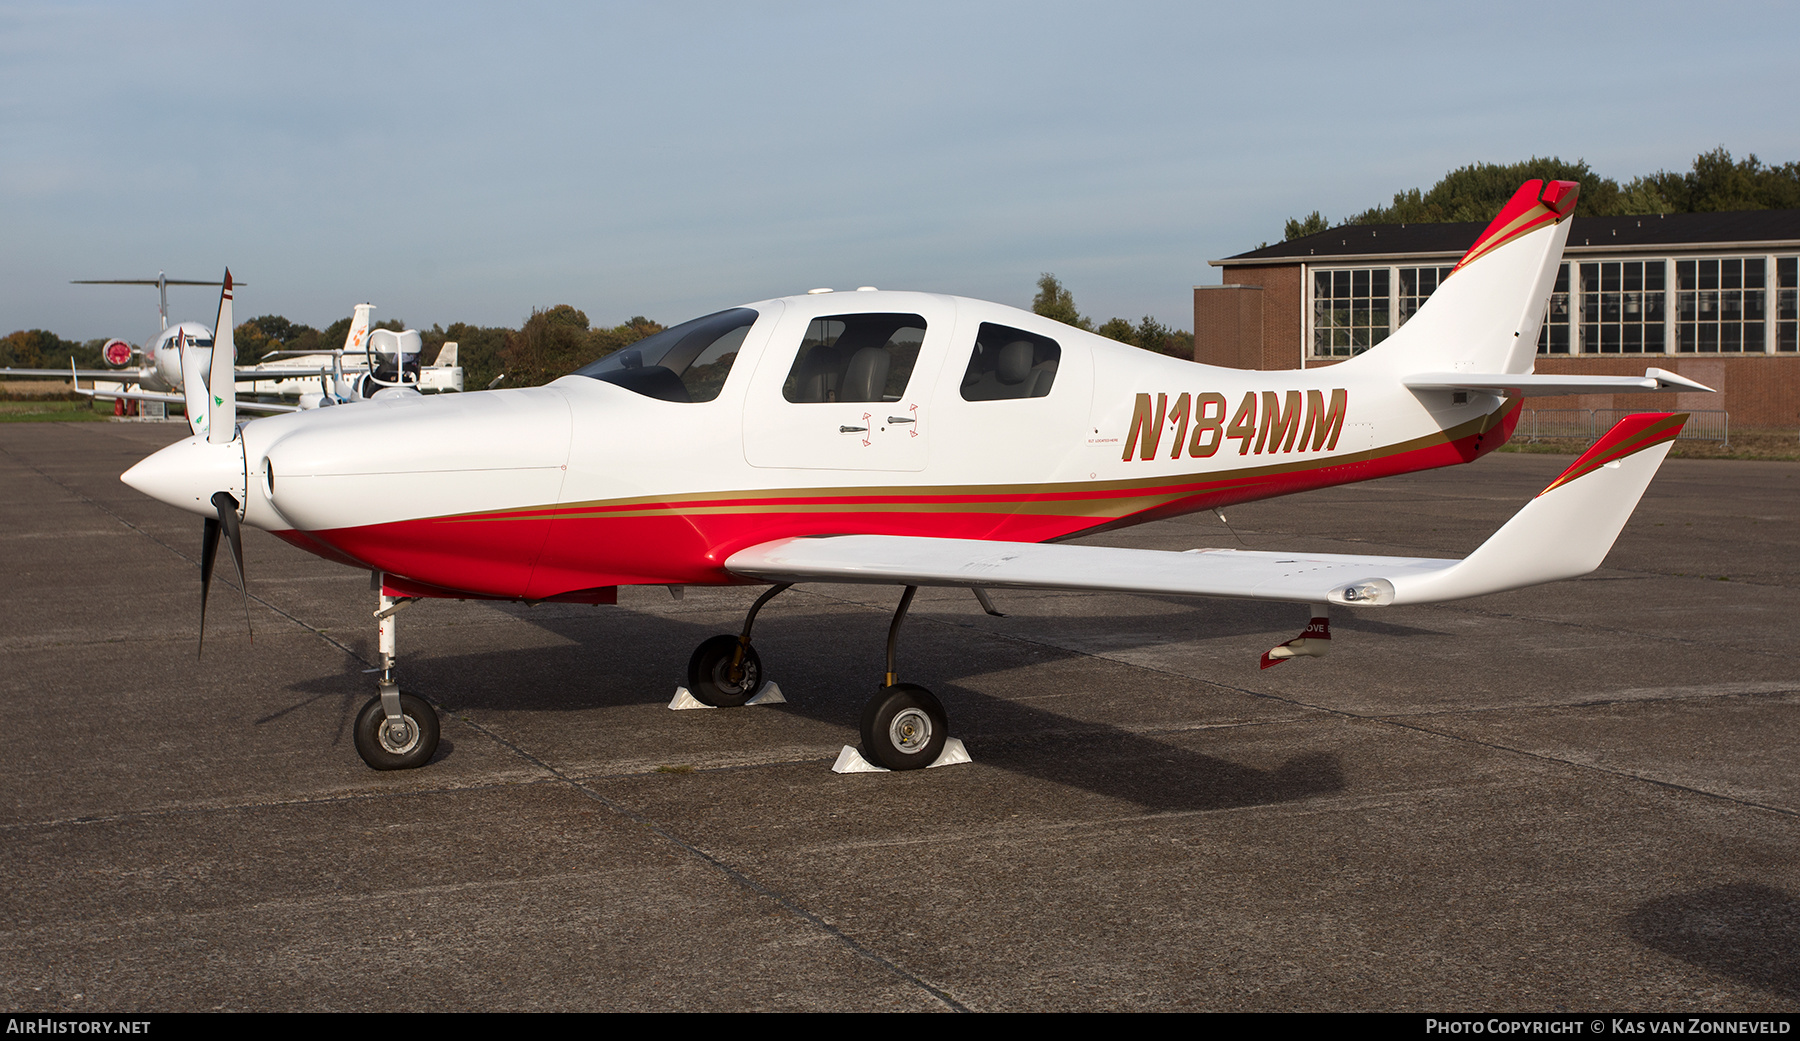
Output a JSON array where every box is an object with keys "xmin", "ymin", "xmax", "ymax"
[{"xmin": 286, "ymin": 409, "xmax": 1517, "ymax": 600}]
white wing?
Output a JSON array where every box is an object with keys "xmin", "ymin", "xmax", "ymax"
[{"xmin": 728, "ymin": 414, "xmax": 1687, "ymax": 608}]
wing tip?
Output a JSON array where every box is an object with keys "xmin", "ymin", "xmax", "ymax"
[{"xmin": 1537, "ymin": 412, "xmax": 1687, "ymax": 496}]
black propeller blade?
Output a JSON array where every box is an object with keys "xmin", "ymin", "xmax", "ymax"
[{"xmin": 197, "ymin": 491, "xmax": 252, "ymax": 656}]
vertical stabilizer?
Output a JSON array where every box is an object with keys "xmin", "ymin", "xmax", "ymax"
[
  {"xmin": 1348, "ymin": 180, "xmax": 1578, "ymax": 377},
  {"xmin": 344, "ymin": 304, "xmax": 375, "ymax": 353}
]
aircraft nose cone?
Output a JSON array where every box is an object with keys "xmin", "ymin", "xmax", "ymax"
[{"xmin": 122, "ymin": 434, "xmax": 247, "ymax": 520}]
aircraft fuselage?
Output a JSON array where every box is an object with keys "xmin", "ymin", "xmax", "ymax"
[{"xmin": 210, "ymin": 291, "xmax": 1512, "ymax": 601}]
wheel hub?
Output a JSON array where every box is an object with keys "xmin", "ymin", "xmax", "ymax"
[
  {"xmin": 889, "ymin": 708, "xmax": 932, "ymax": 753},
  {"xmin": 380, "ymin": 717, "xmax": 417, "ymax": 753}
]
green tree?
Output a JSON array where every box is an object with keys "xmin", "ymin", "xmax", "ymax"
[
  {"xmin": 1, "ymin": 329, "xmax": 73, "ymax": 368},
  {"xmin": 235, "ymin": 315, "xmax": 323, "ymax": 360},
  {"xmin": 502, "ymin": 305, "xmax": 592, "ymax": 387},
  {"xmin": 1283, "ymin": 211, "xmax": 1330, "ymax": 241},
  {"xmin": 1095, "ymin": 317, "xmax": 1134, "ymax": 343},
  {"xmin": 1653, "ymin": 148, "xmax": 1800, "ymax": 212},
  {"xmin": 586, "ymin": 315, "xmax": 664, "ymax": 364},
  {"xmin": 1351, "ymin": 157, "xmax": 1619, "ymax": 225},
  {"xmin": 1092, "ymin": 314, "xmax": 1193, "ymax": 357},
  {"xmin": 1032, "ymin": 273, "xmax": 1093, "ymax": 331},
  {"xmin": 424, "ymin": 321, "xmax": 512, "ymax": 392},
  {"xmin": 1295, "ymin": 149, "xmax": 1800, "ymax": 239}
]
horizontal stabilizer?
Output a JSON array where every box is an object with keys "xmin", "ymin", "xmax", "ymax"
[
  {"xmin": 72, "ymin": 374, "xmax": 298, "ymax": 414},
  {"xmin": 1404, "ymin": 368, "xmax": 1714, "ymax": 396},
  {"xmin": 726, "ymin": 414, "xmax": 1686, "ymax": 609}
]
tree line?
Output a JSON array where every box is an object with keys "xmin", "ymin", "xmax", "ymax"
[
  {"xmin": 7, "ymin": 272, "xmax": 1197, "ymax": 383},
  {"xmin": 1, "ymin": 308, "xmax": 670, "ymax": 393},
  {"xmin": 1031, "ymin": 273, "xmax": 1194, "ymax": 357},
  {"xmin": 1282, "ymin": 147, "xmax": 1800, "ymax": 241}
]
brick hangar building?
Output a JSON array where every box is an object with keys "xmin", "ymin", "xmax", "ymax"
[{"xmin": 1197, "ymin": 210, "xmax": 1800, "ymax": 430}]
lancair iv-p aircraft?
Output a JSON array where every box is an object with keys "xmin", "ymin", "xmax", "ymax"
[{"xmin": 121, "ymin": 181, "xmax": 1710, "ymax": 773}]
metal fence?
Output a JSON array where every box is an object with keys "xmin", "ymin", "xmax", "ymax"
[{"xmin": 1517, "ymin": 408, "xmax": 1729, "ymax": 444}]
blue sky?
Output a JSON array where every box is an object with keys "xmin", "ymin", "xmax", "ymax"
[{"xmin": 5, "ymin": 0, "xmax": 1797, "ymax": 343}]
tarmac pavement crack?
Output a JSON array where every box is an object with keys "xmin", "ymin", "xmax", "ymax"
[
  {"xmin": 7, "ymin": 435, "xmax": 972, "ymax": 1010},
  {"xmin": 2, "ymin": 435, "xmax": 383, "ymax": 672},
  {"xmin": 1106, "ymin": 650, "xmax": 1800, "ymax": 822},
  {"xmin": 434, "ymin": 706, "xmax": 972, "ymax": 1012},
  {"xmin": 795, "ymin": 584, "xmax": 1800, "ymax": 824}
]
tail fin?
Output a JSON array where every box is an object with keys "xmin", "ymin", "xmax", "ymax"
[
  {"xmin": 433, "ymin": 341, "xmax": 457, "ymax": 367},
  {"xmin": 343, "ymin": 303, "xmax": 375, "ymax": 353},
  {"xmin": 1350, "ymin": 179, "xmax": 1577, "ymax": 377}
]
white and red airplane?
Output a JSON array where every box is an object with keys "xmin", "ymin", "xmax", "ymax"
[{"xmin": 121, "ymin": 181, "xmax": 1711, "ymax": 773}]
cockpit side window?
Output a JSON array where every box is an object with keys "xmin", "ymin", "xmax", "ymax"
[
  {"xmin": 961, "ymin": 323, "xmax": 1059, "ymax": 400},
  {"xmin": 572, "ymin": 308, "xmax": 757, "ymax": 402},
  {"xmin": 781, "ymin": 313, "xmax": 926, "ymax": 403}
]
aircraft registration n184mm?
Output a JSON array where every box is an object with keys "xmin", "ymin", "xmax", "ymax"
[{"xmin": 121, "ymin": 180, "xmax": 1711, "ymax": 773}]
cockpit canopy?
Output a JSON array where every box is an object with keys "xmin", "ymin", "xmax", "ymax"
[{"xmin": 571, "ymin": 308, "xmax": 757, "ymax": 403}]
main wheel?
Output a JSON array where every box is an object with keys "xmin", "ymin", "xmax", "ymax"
[
  {"xmin": 860, "ymin": 683, "xmax": 947, "ymax": 771},
  {"xmin": 686, "ymin": 634, "xmax": 763, "ymax": 708},
  {"xmin": 353, "ymin": 693, "xmax": 441, "ymax": 771}
]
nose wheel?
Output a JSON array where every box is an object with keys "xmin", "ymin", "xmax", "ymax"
[
  {"xmin": 354, "ymin": 689, "xmax": 440, "ymax": 770},
  {"xmin": 352, "ymin": 583, "xmax": 439, "ymax": 770}
]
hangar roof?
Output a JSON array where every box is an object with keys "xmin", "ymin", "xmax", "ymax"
[{"xmin": 1215, "ymin": 209, "xmax": 1800, "ymax": 266}]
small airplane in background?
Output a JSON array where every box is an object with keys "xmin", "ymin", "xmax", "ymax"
[
  {"xmin": 5, "ymin": 274, "xmax": 462, "ymax": 413},
  {"xmin": 30, "ymin": 273, "xmax": 312, "ymax": 414},
  {"xmin": 120, "ymin": 181, "xmax": 1712, "ymax": 775},
  {"xmin": 243, "ymin": 304, "xmax": 464, "ymax": 409}
]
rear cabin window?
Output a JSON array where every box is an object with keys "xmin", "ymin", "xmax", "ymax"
[
  {"xmin": 961, "ymin": 324, "xmax": 1059, "ymax": 400},
  {"xmin": 781, "ymin": 313, "xmax": 925, "ymax": 403},
  {"xmin": 571, "ymin": 307, "xmax": 756, "ymax": 402}
]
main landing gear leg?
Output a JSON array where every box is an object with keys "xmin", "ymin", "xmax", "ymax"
[
  {"xmin": 687, "ymin": 582, "xmax": 791, "ymax": 707},
  {"xmin": 858, "ymin": 585, "xmax": 949, "ymax": 771},
  {"xmin": 352, "ymin": 578, "xmax": 439, "ymax": 770}
]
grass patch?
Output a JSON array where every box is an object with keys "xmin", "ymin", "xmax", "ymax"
[
  {"xmin": 654, "ymin": 764, "xmax": 695, "ymax": 775},
  {"xmin": 0, "ymin": 400, "xmax": 109, "ymax": 422},
  {"xmin": 1500, "ymin": 429, "xmax": 1800, "ymax": 462}
]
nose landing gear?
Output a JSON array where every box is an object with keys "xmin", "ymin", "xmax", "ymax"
[{"xmin": 351, "ymin": 583, "xmax": 440, "ymax": 771}]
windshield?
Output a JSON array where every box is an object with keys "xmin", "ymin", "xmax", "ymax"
[{"xmin": 572, "ymin": 307, "xmax": 758, "ymax": 402}]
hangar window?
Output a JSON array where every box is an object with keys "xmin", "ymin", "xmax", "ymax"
[
  {"xmin": 1583, "ymin": 260, "xmax": 1668, "ymax": 354},
  {"xmin": 1397, "ymin": 266, "xmax": 1456, "ymax": 326},
  {"xmin": 1676, "ymin": 258, "xmax": 1765, "ymax": 353},
  {"xmin": 960, "ymin": 324, "xmax": 1059, "ymax": 400},
  {"xmin": 1312, "ymin": 267, "xmax": 1390, "ymax": 357},
  {"xmin": 573, "ymin": 307, "xmax": 757, "ymax": 402},
  {"xmin": 1311, "ymin": 263, "xmax": 1582, "ymax": 358},
  {"xmin": 1537, "ymin": 263, "xmax": 1572, "ymax": 355},
  {"xmin": 1778, "ymin": 257, "xmax": 1798, "ymax": 352},
  {"xmin": 781, "ymin": 313, "xmax": 925, "ymax": 403}
]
